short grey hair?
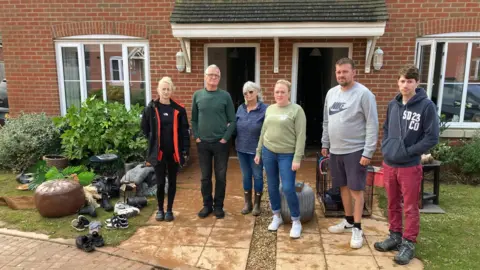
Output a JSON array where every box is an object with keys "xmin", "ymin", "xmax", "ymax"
[
  {"xmin": 243, "ymin": 81, "xmax": 263, "ymax": 102},
  {"xmin": 205, "ymin": 64, "xmax": 221, "ymax": 76}
]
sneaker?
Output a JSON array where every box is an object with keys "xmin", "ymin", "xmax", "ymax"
[
  {"xmin": 155, "ymin": 210, "xmax": 165, "ymax": 221},
  {"xmin": 374, "ymin": 231, "xmax": 402, "ymax": 252},
  {"xmin": 88, "ymin": 221, "xmax": 102, "ymax": 234},
  {"xmin": 350, "ymin": 227, "xmax": 364, "ymax": 249},
  {"xmin": 75, "ymin": 235, "xmax": 95, "ymax": 252},
  {"xmin": 105, "ymin": 214, "xmax": 127, "ymax": 224},
  {"xmin": 290, "ymin": 220, "xmax": 302, "ymax": 239},
  {"xmin": 198, "ymin": 206, "xmax": 213, "ymax": 219},
  {"xmin": 89, "ymin": 231, "xmax": 105, "ymax": 247},
  {"xmin": 328, "ymin": 219, "xmax": 354, "ymax": 234},
  {"xmin": 268, "ymin": 214, "xmax": 284, "ymax": 231},
  {"xmin": 114, "ymin": 202, "xmax": 140, "ymax": 218},
  {"xmin": 394, "ymin": 239, "xmax": 415, "ymax": 265},
  {"xmin": 71, "ymin": 215, "xmax": 90, "ymax": 231},
  {"xmin": 106, "ymin": 217, "xmax": 129, "ymax": 229},
  {"xmin": 165, "ymin": 211, "xmax": 174, "ymax": 222},
  {"xmin": 214, "ymin": 207, "xmax": 225, "ymax": 219}
]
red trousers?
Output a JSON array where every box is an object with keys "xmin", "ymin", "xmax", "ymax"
[{"xmin": 383, "ymin": 162, "xmax": 423, "ymax": 242}]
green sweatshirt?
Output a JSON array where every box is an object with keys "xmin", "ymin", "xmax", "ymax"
[
  {"xmin": 256, "ymin": 103, "xmax": 306, "ymax": 163},
  {"xmin": 191, "ymin": 88, "xmax": 236, "ymax": 142}
]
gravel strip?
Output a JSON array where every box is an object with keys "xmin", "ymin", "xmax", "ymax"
[{"xmin": 246, "ymin": 178, "xmax": 276, "ymax": 270}]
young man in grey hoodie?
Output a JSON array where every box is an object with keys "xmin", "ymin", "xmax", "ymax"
[
  {"xmin": 321, "ymin": 58, "xmax": 379, "ymax": 249},
  {"xmin": 374, "ymin": 65, "xmax": 439, "ymax": 265}
]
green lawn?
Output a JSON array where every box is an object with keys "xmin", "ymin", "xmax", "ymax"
[
  {"xmin": 0, "ymin": 171, "xmax": 156, "ymax": 246},
  {"xmin": 377, "ymin": 183, "xmax": 480, "ymax": 270}
]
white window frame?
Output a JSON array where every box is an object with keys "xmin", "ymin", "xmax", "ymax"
[
  {"xmin": 55, "ymin": 36, "xmax": 151, "ymax": 115},
  {"xmin": 291, "ymin": 43, "xmax": 353, "ymax": 104},
  {"xmin": 109, "ymin": 56, "xmax": 123, "ymax": 84},
  {"xmin": 416, "ymin": 33, "xmax": 480, "ymax": 128}
]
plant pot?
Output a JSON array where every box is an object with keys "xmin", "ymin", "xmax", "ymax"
[{"xmin": 43, "ymin": 154, "xmax": 69, "ymax": 170}]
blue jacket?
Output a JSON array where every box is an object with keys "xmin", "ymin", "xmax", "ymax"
[
  {"xmin": 235, "ymin": 102, "xmax": 268, "ymax": 154},
  {"xmin": 381, "ymin": 88, "xmax": 439, "ymax": 167}
]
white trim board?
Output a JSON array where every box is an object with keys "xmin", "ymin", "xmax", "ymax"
[
  {"xmin": 172, "ymin": 22, "xmax": 386, "ymax": 38},
  {"xmin": 290, "ymin": 43, "xmax": 353, "ymax": 104}
]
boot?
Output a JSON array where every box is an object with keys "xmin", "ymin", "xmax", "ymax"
[
  {"xmin": 241, "ymin": 190, "xmax": 253, "ymax": 215},
  {"xmin": 78, "ymin": 205, "xmax": 97, "ymax": 217},
  {"xmin": 127, "ymin": 196, "xmax": 148, "ymax": 209},
  {"xmin": 252, "ymin": 192, "xmax": 262, "ymax": 216},
  {"xmin": 100, "ymin": 193, "xmax": 113, "ymax": 212}
]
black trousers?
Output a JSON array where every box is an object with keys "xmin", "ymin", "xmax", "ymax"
[
  {"xmin": 154, "ymin": 155, "xmax": 178, "ymax": 212},
  {"xmin": 197, "ymin": 141, "xmax": 230, "ymax": 208}
]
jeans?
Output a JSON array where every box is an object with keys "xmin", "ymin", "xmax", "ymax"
[
  {"xmin": 383, "ymin": 162, "xmax": 423, "ymax": 242},
  {"xmin": 154, "ymin": 154, "xmax": 178, "ymax": 212},
  {"xmin": 237, "ymin": 151, "xmax": 264, "ymax": 193},
  {"xmin": 197, "ymin": 141, "xmax": 230, "ymax": 208},
  {"xmin": 262, "ymin": 146, "xmax": 300, "ymax": 220}
]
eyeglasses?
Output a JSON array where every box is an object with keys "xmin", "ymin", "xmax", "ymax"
[
  {"xmin": 243, "ymin": 90, "xmax": 254, "ymax": 96},
  {"xmin": 206, "ymin": 73, "xmax": 220, "ymax": 79}
]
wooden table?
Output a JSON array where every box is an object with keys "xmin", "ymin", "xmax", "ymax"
[{"xmin": 419, "ymin": 160, "xmax": 441, "ymax": 209}]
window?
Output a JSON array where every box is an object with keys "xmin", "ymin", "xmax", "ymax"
[
  {"xmin": 55, "ymin": 38, "xmax": 151, "ymax": 115},
  {"xmin": 416, "ymin": 34, "xmax": 480, "ymax": 126}
]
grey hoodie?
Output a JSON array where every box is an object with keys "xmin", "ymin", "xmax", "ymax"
[{"xmin": 382, "ymin": 88, "xmax": 439, "ymax": 167}]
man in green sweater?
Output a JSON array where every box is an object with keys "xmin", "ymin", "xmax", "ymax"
[{"xmin": 191, "ymin": 64, "xmax": 236, "ymax": 219}]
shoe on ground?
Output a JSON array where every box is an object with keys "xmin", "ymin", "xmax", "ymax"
[
  {"xmin": 106, "ymin": 216, "xmax": 129, "ymax": 229},
  {"xmin": 114, "ymin": 202, "xmax": 140, "ymax": 218},
  {"xmin": 165, "ymin": 211, "xmax": 174, "ymax": 222},
  {"xmin": 88, "ymin": 221, "xmax": 102, "ymax": 234},
  {"xmin": 328, "ymin": 219, "xmax": 354, "ymax": 233},
  {"xmin": 155, "ymin": 210, "xmax": 165, "ymax": 221},
  {"xmin": 89, "ymin": 231, "xmax": 105, "ymax": 247},
  {"xmin": 394, "ymin": 239, "xmax": 415, "ymax": 265},
  {"xmin": 290, "ymin": 220, "xmax": 302, "ymax": 239},
  {"xmin": 105, "ymin": 214, "xmax": 127, "ymax": 224},
  {"xmin": 268, "ymin": 214, "xmax": 284, "ymax": 231},
  {"xmin": 78, "ymin": 205, "xmax": 97, "ymax": 217},
  {"xmin": 214, "ymin": 207, "xmax": 225, "ymax": 219},
  {"xmin": 75, "ymin": 235, "xmax": 95, "ymax": 252},
  {"xmin": 198, "ymin": 206, "xmax": 213, "ymax": 219},
  {"xmin": 71, "ymin": 215, "xmax": 90, "ymax": 231},
  {"xmin": 350, "ymin": 227, "xmax": 364, "ymax": 249},
  {"xmin": 374, "ymin": 231, "xmax": 402, "ymax": 252}
]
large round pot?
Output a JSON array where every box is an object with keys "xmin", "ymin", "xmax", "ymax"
[
  {"xmin": 34, "ymin": 180, "xmax": 85, "ymax": 218},
  {"xmin": 43, "ymin": 155, "xmax": 69, "ymax": 170}
]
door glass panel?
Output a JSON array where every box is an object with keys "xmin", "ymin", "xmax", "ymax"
[
  {"xmin": 104, "ymin": 44, "xmax": 124, "ymax": 104},
  {"xmin": 418, "ymin": 44, "xmax": 431, "ymax": 90},
  {"xmin": 128, "ymin": 47, "xmax": 146, "ymax": 108},
  {"xmin": 84, "ymin": 44, "xmax": 103, "ymax": 101},
  {"xmin": 62, "ymin": 47, "xmax": 81, "ymax": 109},
  {"xmin": 465, "ymin": 43, "xmax": 480, "ymax": 122}
]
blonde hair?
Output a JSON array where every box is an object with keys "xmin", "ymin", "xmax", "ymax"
[
  {"xmin": 275, "ymin": 79, "xmax": 292, "ymax": 92},
  {"xmin": 242, "ymin": 81, "xmax": 263, "ymax": 102},
  {"xmin": 157, "ymin": 76, "xmax": 175, "ymax": 91}
]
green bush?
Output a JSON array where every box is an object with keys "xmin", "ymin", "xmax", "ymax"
[
  {"xmin": 53, "ymin": 97, "xmax": 147, "ymax": 162},
  {"xmin": 456, "ymin": 134, "xmax": 480, "ymax": 175},
  {"xmin": 431, "ymin": 140, "xmax": 458, "ymax": 165},
  {"xmin": 28, "ymin": 163, "xmax": 96, "ymax": 190},
  {"xmin": 0, "ymin": 113, "xmax": 61, "ymax": 172}
]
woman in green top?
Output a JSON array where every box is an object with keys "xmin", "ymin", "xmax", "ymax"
[{"xmin": 254, "ymin": 79, "xmax": 306, "ymax": 239}]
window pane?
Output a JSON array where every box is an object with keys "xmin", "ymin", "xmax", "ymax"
[
  {"xmin": 62, "ymin": 47, "xmax": 81, "ymax": 109},
  {"xmin": 104, "ymin": 45, "xmax": 124, "ymax": 103},
  {"xmin": 465, "ymin": 43, "xmax": 480, "ymax": 122},
  {"xmin": 84, "ymin": 44, "xmax": 103, "ymax": 101},
  {"xmin": 128, "ymin": 47, "xmax": 146, "ymax": 108},
  {"xmin": 441, "ymin": 43, "xmax": 468, "ymax": 122},
  {"xmin": 418, "ymin": 45, "xmax": 431, "ymax": 84}
]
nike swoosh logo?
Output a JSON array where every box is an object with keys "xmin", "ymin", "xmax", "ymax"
[{"xmin": 329, "ymin": 108, "xmax": 347, "ymax": 115}]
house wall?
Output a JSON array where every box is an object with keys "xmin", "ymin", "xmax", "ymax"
[{"xmin": 0, "ymin": 0, "xmax": 480, "ymax": 164}]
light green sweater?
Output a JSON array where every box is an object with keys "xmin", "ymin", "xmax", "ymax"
[{"xmin": 256, "ymin": 103, "xmax": 306, "ymax": 163}]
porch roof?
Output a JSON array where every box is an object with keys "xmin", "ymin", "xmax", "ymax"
[{"xmin": 170, "ymin": 0, "xmax": 388, "ymax": 24}]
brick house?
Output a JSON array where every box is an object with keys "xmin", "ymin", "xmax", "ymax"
[{"xmin": 1, "ymin": 0, "xmax": 480, "ymax": 164}]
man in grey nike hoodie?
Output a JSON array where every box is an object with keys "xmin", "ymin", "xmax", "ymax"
[{"xmin": 374, "ymin": 65, "xmax": 439, "ymax": 266}]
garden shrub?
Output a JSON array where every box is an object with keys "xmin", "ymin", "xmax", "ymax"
[
  {"xmin": 0, "ymin": 113, "xmax": 61, "ymax": 172},
  {"xmin": 53, "ymin": 97, "xmax": 147, "ymax": 162},
  {"xmin": 455, "ymin": 134, "xmax": 480, "ymax": 175}
]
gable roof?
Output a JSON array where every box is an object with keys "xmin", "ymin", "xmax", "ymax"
[{"xmin": 170, "ymin": 0, "xmax": 388, "ymax": 24}]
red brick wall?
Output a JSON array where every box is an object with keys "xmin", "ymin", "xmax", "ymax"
[{"xmin": 1, "ymin": 0, "xmax": 479, "ymax": 163}]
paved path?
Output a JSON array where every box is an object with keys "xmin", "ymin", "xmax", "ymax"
[{"xmin": 0, "ymin": 234, "xmax": 155, "ymax": 270}]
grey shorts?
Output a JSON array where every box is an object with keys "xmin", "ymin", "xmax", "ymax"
[{"xmin": 330, "ymin": 150, "xmax": 367, "ymax": 191}]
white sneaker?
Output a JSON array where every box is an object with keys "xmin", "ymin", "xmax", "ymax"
[
  {"xmin": 268, "ymin": 214, "xmax": 283, "ymax": 231},
  {"xmin": 290, "ymin": 220, "xmax": 302, "ymax": 239},
  {"xmin": 350, "ymin": 227, "xmax": 364, "ymax": 249},
  {"xmin": 328, "ymin": 219, "xmax": 354, "ymax": 233}
]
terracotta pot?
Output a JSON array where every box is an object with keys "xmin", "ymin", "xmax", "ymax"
[{"xmin": 43, "ymin": 155, "xmax": 69, "ymax": 170}]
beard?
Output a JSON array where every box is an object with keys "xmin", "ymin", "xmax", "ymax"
[{"xmin": 338, "ymin": 79, "xmax": 350, "ymax": 87}]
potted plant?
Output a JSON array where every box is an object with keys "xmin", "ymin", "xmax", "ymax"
[{"xmin": 43, "ymin": 154, "xmax": 69, "ymax": 170}]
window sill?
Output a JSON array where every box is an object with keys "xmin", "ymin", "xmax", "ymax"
[{"xmin": 441, "ymin": 128, "xmax": 480, "ymax": 138}]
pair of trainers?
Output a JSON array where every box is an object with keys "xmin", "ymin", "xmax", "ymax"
[
  {"xmin": 155, "ymin": 210, "xmax": 174, "ymax": 222},
  {"xmin": 267, "ymin": 214, "xmax": 303, "ymax": 239},
  {"xmin": 71, "ymin": 215, "xmax": 91, "ymax": 231},
  {"xmin": 374, "ymin": 231, "xmax": 416, "ymax": 265},
  {"xmin": 328, "ymin": 219, "xmax": 364, "ymax": 249},
  {"xmin": 198, "ymin": 206, "xmax": 225, "ymax": 219},
  {"xmin": 114, "ymin": 202, "xmax": 140, "ymax": 218},
  {"xmin": 105, "ymin": 214, "xmax": 129, "ymax": 229},
  {"xmin": 75, "ymin": 230, "xmax": 105, "ymax": 252}
]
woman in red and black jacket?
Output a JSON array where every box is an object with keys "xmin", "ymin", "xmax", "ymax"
[{"xmin": 141, "ymin": 77, "xmax": 190, "ymax": 222}]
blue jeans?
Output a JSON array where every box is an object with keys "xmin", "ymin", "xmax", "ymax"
[
  {"xmin": 262, "ymin": 146, "xmax": 300, "ymax": 220},
  {"xmin": 237, "ymin": 151, "xmax": 264, "ymax": 193}
]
